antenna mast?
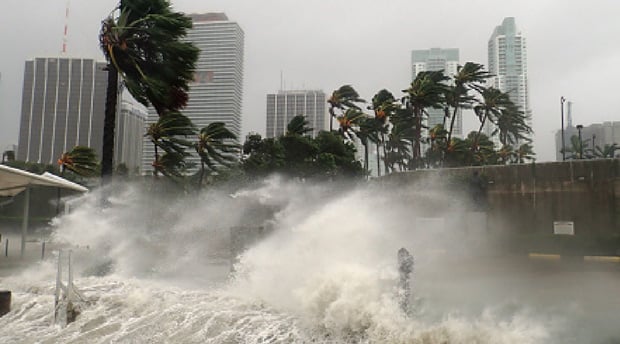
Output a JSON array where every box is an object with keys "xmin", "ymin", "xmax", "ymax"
[{"xmin": 62, "ymin": 1, "xmax": 70, "ymax": 54}]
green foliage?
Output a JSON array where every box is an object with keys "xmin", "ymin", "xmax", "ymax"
[
  {"xmin": 241, "ymin": 125, "xmax": 363, "ymax": 181},
  {"xmin": 58, "ymin": 146, "xmax": 99, "ymax": 177},
  {"xmin": 100, "ymin": 0, "xmax": 199, "ymax": 114}
]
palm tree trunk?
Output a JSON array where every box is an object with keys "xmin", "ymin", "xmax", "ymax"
[
  {"xmin": 376, "ymin": 141, "xmax": 381, "ymax": 177},
  {"xmin": 101, "ymin": 63, "xmax": 118, "ymax": 183},
  {"xmin": 447, "ymin": 106, "xmax": 459, "ymax": 145},
  {"xmin": 364, "ymin": 142, "xmax": 369, "ymax": 179},
  {"xmin": 153, "ymin": 143, "xmax": 159, "ymax": 177},
  {"xmin": 199, "ymin": 161, "xmax": 205, "ymax": 187}
]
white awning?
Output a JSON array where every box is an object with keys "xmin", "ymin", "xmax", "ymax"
[{"xmin": 0, "ymin": 164, "xmax": 89, "ymax": 197}]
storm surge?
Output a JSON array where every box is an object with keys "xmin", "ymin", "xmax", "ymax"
[{"xmin": 1, "ymin": 176, "xmax": 613, "ymax": 343}]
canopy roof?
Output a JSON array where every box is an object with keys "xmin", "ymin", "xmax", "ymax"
[{"xmin": 0, "ymin": 164, "xmax": 89, "ymax": 196}]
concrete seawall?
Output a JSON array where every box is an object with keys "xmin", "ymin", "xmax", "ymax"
[{"xmin": 382, "ymin": 159, "xmax": 620, "ymax": 256}]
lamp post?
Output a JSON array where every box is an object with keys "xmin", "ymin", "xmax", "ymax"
[
  {"xmin": 576, "ymin": 124, "xmax": 583, "ymax": 159},
  {"xmin": 560, "ymin": 96, "xmax": 566, "ymax": 161}
]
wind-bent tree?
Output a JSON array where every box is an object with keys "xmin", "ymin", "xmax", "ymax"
[
  {"xmin": 56, "ymin": 146, "xmax": 98, "ymax": 214},
  {"xmin": 286, "ymin": 115, "xmax": 313, "ymax": 136},
  {"xmin": 145, "ymin": 111, "xmax": 195, "ymax": 176},
  {"xmin": 195, "ymin": 122, "xmax": 239, "ymax": 187},
  {"xmin": 57, "ymin": 146, "xmax": 98, "ymax": 177},
  {"xmin": 99, "ymin": 0, "xmax": 198, "ymax": 180},
  {"xmin": 492, "ymin": 103, "xmax": 532, "ymax": 147},
  {"xmin": 328, "ymin": 85, "xmax": 365, "ymax": 132},
  {"xmin": 370, "ymin": 89, "xmax": 396, "ymax": 176},
  {"xmin": 403, "ymin": 70, "xmax": 449, "ymax": 167},
  {"xmin": 445, "ymin": 62, "xmax": 490, "ymax": 145}
]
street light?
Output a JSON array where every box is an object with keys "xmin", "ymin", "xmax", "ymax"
[
  {"xmin": 560, "ymin": 96, "xmax": 566, "ymax": 161},
  {"xmin": 576, "ymin": 124, "xmax": 584, "ymax": 159}
]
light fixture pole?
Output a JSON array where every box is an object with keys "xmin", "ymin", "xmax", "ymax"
[
  {"xmin": 560, "ymin": 96, "xmax": 566, "ymax": 161},
  {"xmin": 576, "ymin": 124, "xmax": 584, "ymax": 159}
]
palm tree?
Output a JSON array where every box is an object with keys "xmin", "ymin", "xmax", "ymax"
[
  {"xmin": 195, "ymin": 122, "xmax": 239, "ymax": 187},
  {"xmin": 328, "ymin": 85, "xmax": 365, "ymax": 132},
  {"xmin": 99, "ymin": 0, "xmax": 199, "ymax": 179},
  {"xmin": 336, "ymin": 107, "xmax": 366, "ymax": 140},
  {"xmin": 403, "ymin": 70, "xmax": 449, "ymax": 167},
  {"xmin": 592, "ymin": 143, "xmax": 619, "ymax": 158},
  {"xmin": 56, "ymin": 146, "xmax": 98, "ymax": 214},
  {"xmin": 145, "ymin": 111, "xmax": 195, "ymax": 176},
  {"xmin": 492, "ymin": 103, "xmax": 532, "ymax": 147},
  {"xmin": 515, "ymin": 143, "xmax": 536, "ymax": 163},
  {"xmin": 57, "ymin": 146, "xmax": 98, "ymax": 177},
  {"xmin": 370, "ymin": 89, "xmax": 396, "ymax": 176},
  {"xmin": 445, "ymin": 62, "xmax": 490, "ymax": 145},
  {"xmin": 286, "ymin": 115, "xmax": 313, "ymax": 136},
  {"xmin": 471, "ymin": 87, "xmax": 512, "ymax": 157}
]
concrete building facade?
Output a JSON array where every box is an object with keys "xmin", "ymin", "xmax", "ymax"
[
  {"xmin": 17, "ymin": 57, "xmax": 106, "ymax": 165},
  {"xmin": 486, "ymin": 17, "xmax": 532, "ymax": 145},
  {"xmin": 266, "ymin": 90, "xmax": 327, "ymax": 138}
]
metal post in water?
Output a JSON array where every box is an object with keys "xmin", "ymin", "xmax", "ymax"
[
  {"xmin": 54, "ymin": 251, "xmax": 62, "ymax": 323},
  {"xmin": 41, "ymin": 242, "xmax": 46, "ymax": 260},
  {"xmin": 4, "ymin": 239, "xmax": 8, "ymax": 257},
  {"xmin": 20, "ymin": 186, "xmax": 31, "ymax": 258}
]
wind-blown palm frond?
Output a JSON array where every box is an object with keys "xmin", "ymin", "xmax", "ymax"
[
  {"xmin": 286, "ymin": 115, "xmax": 314, "ymax": 136},
  {"xmin": 195, "ymin": 122, "xmax": 239, "ymax": 186}
]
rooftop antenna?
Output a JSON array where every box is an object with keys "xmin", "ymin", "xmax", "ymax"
[
  {"xmin": 280, "ymin": 70, "xmax": 283, "ymax": 91},
  {"xmin": 62, "ymin": 1, "xmax": 70, "ymax": 54},
  {"xmin": 567, "ymin": 101, "xmax": 573, "ymax": 128}
]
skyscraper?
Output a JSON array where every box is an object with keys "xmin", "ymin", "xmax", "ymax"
[
  {"xmin": 17, "ymin": 57, "xmax": 106, "ymax": 165},
  {"xmin": 411, "ymin": 48, "xmax": 462, "ymax": 138},
  {"xmin": 486, "ymin": 17, "xmax": 532, "ymax": 144},
  {"xmin": 115, "ymin": 98, "xmax": 147, "ymax": 172},
  {"xmin": 266, "ymin": 90, "xmax": 327, "ymax": 138},
  {"xmin": 141, "ymin": 13, "xmax": 244, "ymax": 174}
]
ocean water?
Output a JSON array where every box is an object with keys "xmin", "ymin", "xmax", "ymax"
[{"xmin": 0, "ymin": 177, "xmax": 618, "ymax": 343}]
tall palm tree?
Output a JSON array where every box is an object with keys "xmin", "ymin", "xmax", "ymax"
[
  {"xmin": 145, "ymin": 111, "xmax": 195, "ymax": 176},
  {"xmin": 336, "ymin": 107, "xmax": 366, "ymax": 140},
  {"xmin": 99, "ymin": 0, "xmax": 199, "ymax": 179},
  {"xmin": 492, "ymin": 102, "xmax": 532, "ymax": 147},
  {"xmin": 328, "ymin": 85, "xmax": 365, "ymax": 132},
  {"xmin": 403, "ymin": 70, "xmax": 449, "ymax": 166},
  {"xmin": 370, "ymin": 89, "xmax": 396, "ymax": 176},
  {"xmin": 445, "ymin": 62, "xmax": 490, "ymax": 145},
  {"xmin": 195, "ymin": 122, "xmax": 239, "ymax": 187}
]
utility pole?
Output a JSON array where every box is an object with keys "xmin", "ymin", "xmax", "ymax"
[{"xmin": 560, "ymin": 96, "xmax": 566, "ymax": 161}]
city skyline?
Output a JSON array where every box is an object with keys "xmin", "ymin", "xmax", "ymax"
[{"xmin": 1, "ymin": 0, "xmax": 619, "ymax": 163}]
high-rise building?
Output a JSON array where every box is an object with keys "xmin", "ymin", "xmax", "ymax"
[
  {"xmin": 141, "ymin": 13, "xmax": 244, "ymax": 174},
  {"xmin": 16, "ymin": 57, "xmax": 147, "ymax": 170},
  {"xmin": 17, "ymin": 57, "xmax": 106, "ymax": 165},
  {"xmin": 115, "ymin": 97, "xmax": 147, "ymax": 172},
  {"xmin": 486, "ymin": 17, "xmax": 532, "ymax": 144},
  {"xmin": 411, "ymin": 48, "xmax": 462, "ymax": 138},
  {"xmin": 266, "ymin": 90, "xmax": 327, "ymax": 138}
]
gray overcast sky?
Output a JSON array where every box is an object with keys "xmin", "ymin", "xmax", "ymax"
[{"xmin": 1, "ymin": 0, "xmax": 619, "ymax": 162}]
